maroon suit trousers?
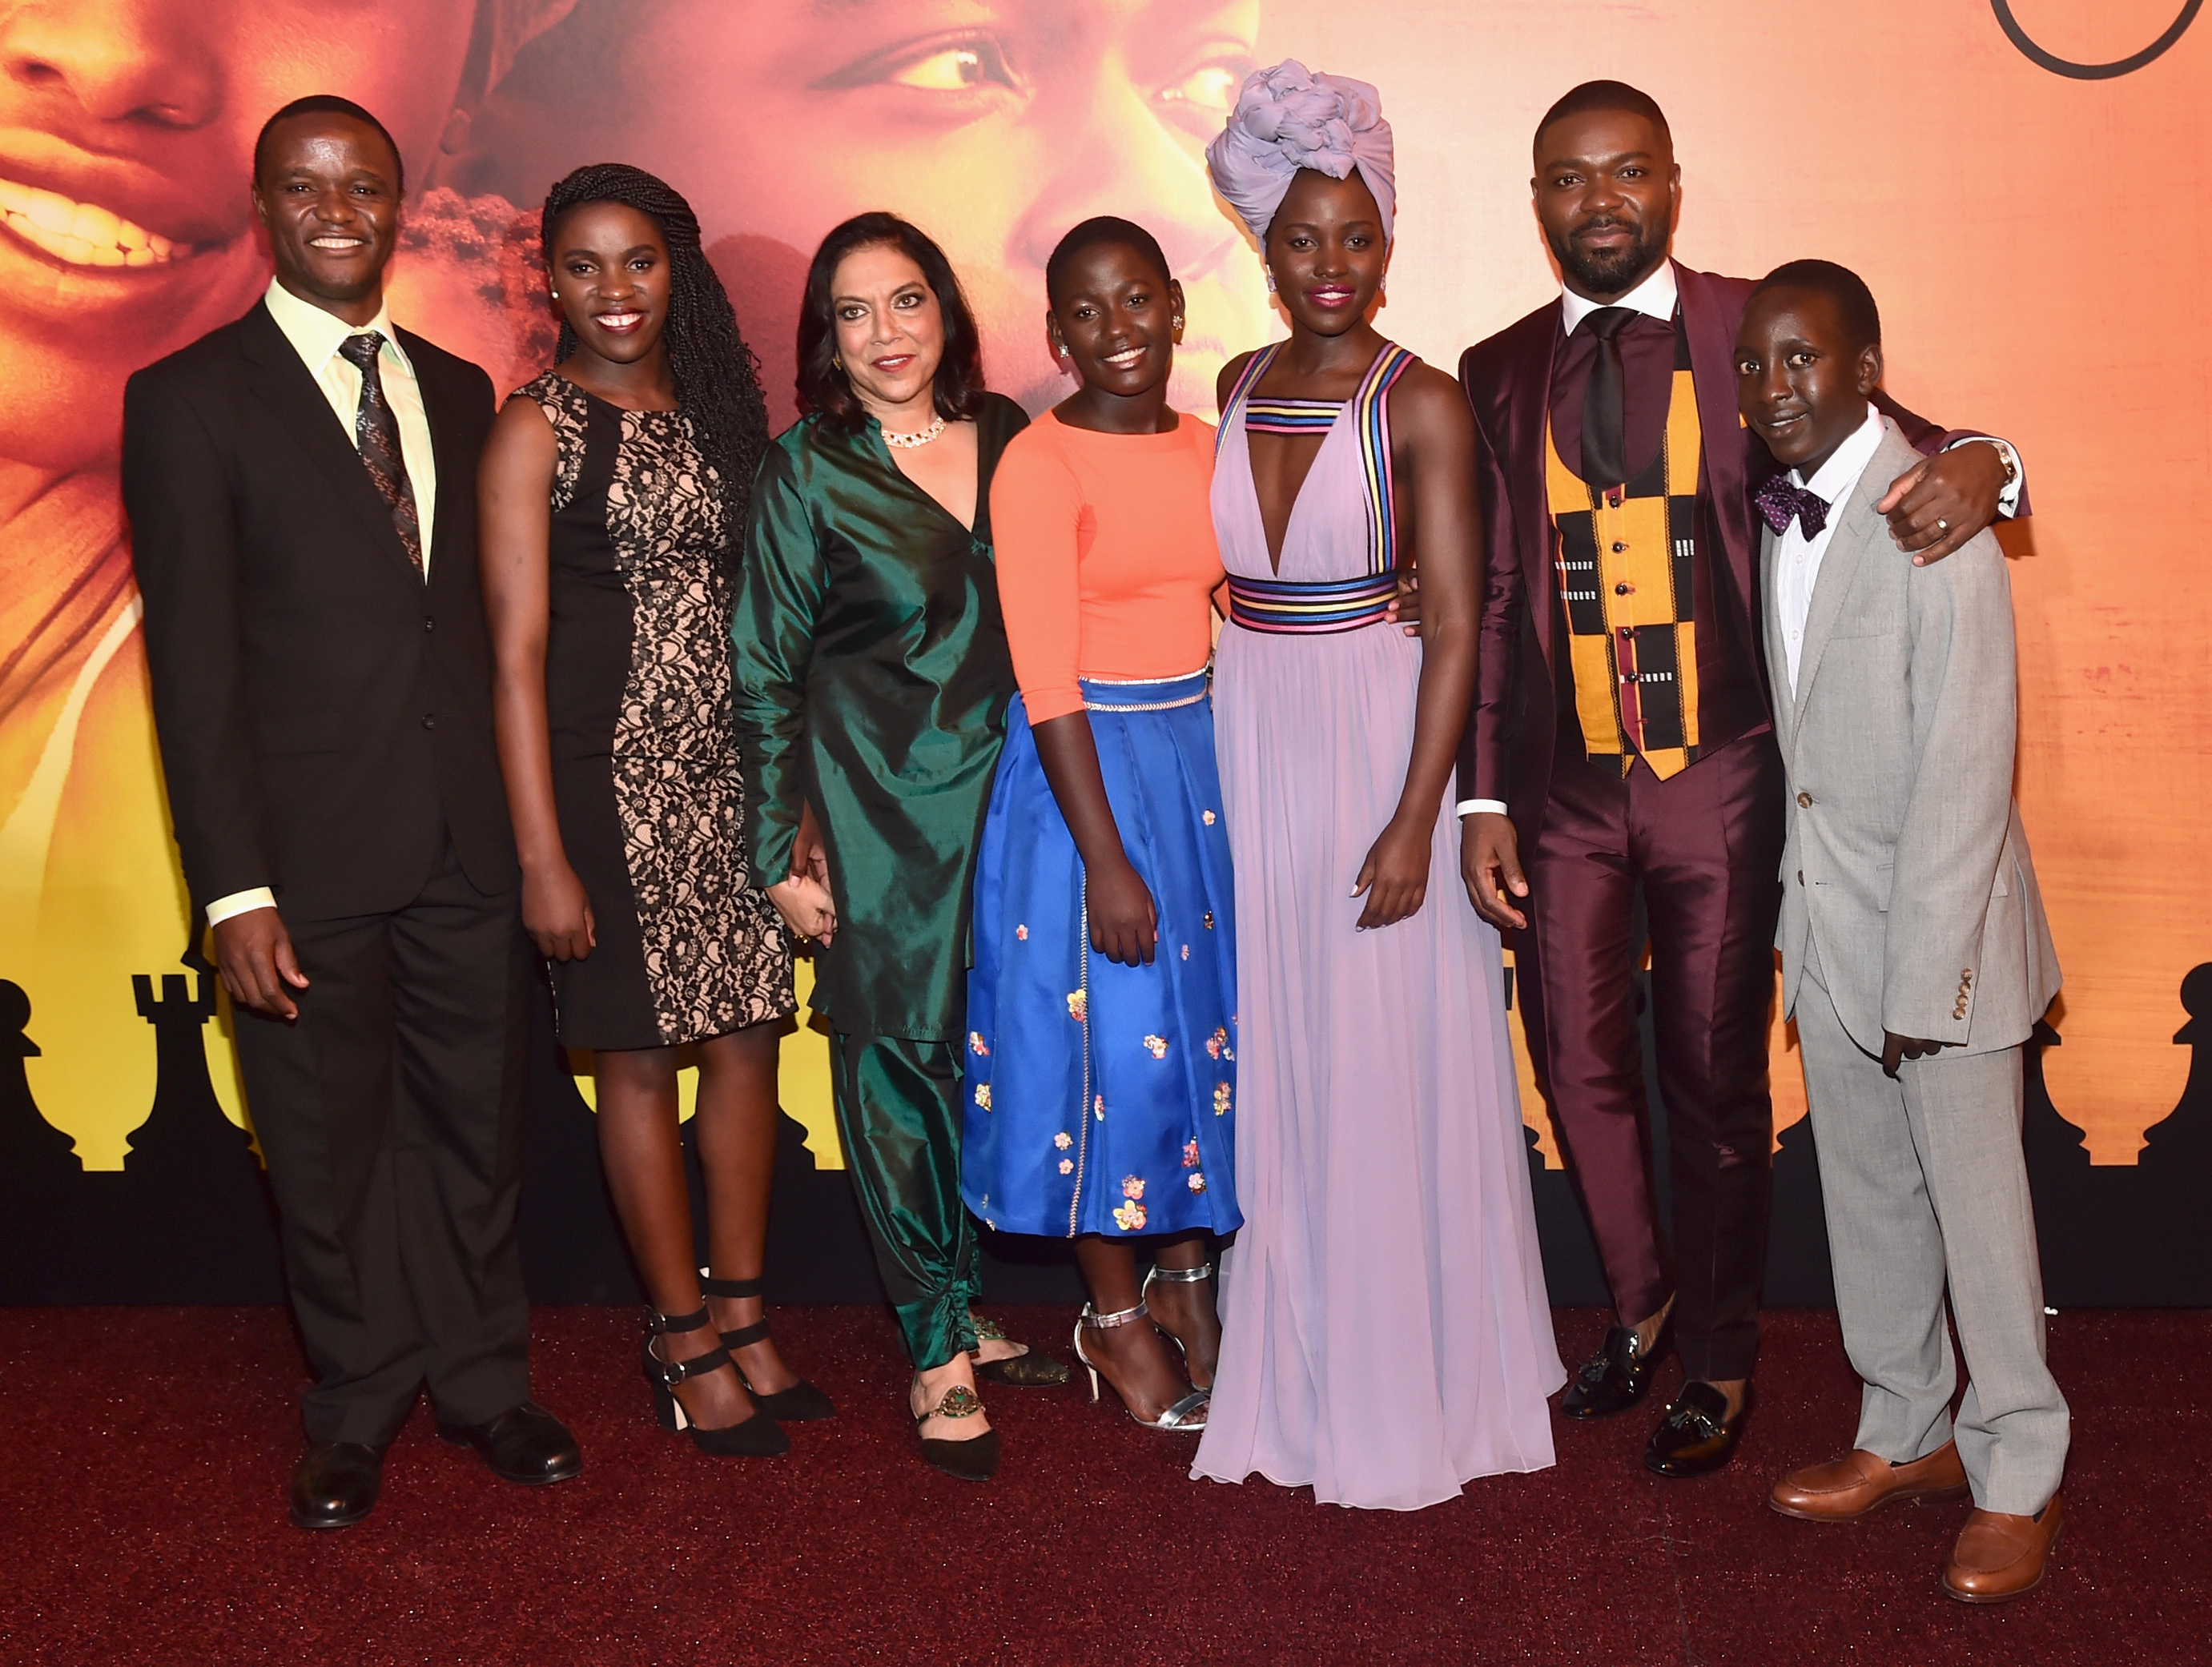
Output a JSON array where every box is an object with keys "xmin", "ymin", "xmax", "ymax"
[{"xmin": 1517, "ymin": 729, "xmax": 1785, "ymax": 1381}]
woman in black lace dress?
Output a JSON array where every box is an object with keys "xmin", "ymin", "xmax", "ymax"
[{"xmin": 480, "ymin": 165, "xmax": 833, "ymax": 1456}]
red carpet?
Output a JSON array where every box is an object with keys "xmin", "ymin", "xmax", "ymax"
[{"xmin": 0, "ymin": 1305, "xmax": 2199, "ymax": 1665}]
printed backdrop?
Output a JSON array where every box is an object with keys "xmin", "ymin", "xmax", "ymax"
[{"xmin": 1, "ymin": 0, "xmax": 2206, "ymax": 1298}]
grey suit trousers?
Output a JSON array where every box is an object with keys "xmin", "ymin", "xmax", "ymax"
[{"xmin": 1796, "ymin": 945, "xmax": 2068, "ymax": 1515}]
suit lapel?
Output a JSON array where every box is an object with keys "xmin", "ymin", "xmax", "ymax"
[
  {"xmin": 1676, "ymin": 262, "xmax": 1759, "ymax": 612},
  {"xmin": 1759, "ymin": 523, "xmax": 1796, "ymax": 761},
  {"xmin": 402, "ymin": 328, "xmax": 466, "ymax": 586},
  {"xmin": 237, "ymin": 300, "xmax": 420, "ymax": 578},
  {"xmin": 1788, "ymin": 427, "xmax": 1912, "ymax": 735},
  {"xmin": 1506, "ymin": 311, "xmax": 1559, "ymax": 668}
]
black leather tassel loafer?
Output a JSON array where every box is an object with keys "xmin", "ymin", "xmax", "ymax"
[
  {"xmin": 1561, "ymin": 1315, "xmax": 1671, "ymax": 1420},
  {"xmin": 1643, "ymin": 1380, "xmax": 1753, "ymax": 1479}
]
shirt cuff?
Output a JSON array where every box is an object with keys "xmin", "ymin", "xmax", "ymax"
[
  {"xmin": 1942, "ymin": 436, "xmax": 2025, "ymax": 519},
  {"xmin": 1455, "ymin": 798, "xmax": 1510, "ymax": 819},
  {"xmin": 205, "ymin": 887, "xmax": 278, "ymax": 926}
]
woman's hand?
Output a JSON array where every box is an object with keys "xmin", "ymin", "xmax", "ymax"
[
  {"xmin": 792, "ymin": 798, "xmax": 832, "ymax": 890},
  {"xmin": 1088, "ymin": 857, "xmax": 1158, "ymax": 967},
  {"xmin": 1352, "ymin": 813, "xmax": 1434, "ymax": 930},
  {"xmin": 769, "ymin": 874, "xmax": 837, "ymax": 945},
  {"xmin": 523, "ymin": 860, "xmax": 596, "ymax": 961},
  {"xmin": 1381, "ymin": 568, "xmax": 1422, "ymax": 637}
]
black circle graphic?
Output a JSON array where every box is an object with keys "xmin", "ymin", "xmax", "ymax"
[{"xmin": 1993, "ymin": 0, "xmax": 2202, "ymax": 78}]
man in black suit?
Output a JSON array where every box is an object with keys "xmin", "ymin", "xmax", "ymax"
[{"xmin": 123, "ymin": 96, "xmax": 578, "ymax": 1528}]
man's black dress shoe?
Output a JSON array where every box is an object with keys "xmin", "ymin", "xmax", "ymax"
[
  {"xmin": 1560, "ymin": 1317, "xmax": 1669, "ymax": 1420},
  {"xmin": 435, "ymin": 1401, "xmax": 583, "ymax": 1486},
  {"xmin": 291, "ymin": 1440, "xmax": 384, "ymax": 1530},
  {"xmin": 1643, "ymin": 1380, "xmax": 1753, "ymax": 1478}
]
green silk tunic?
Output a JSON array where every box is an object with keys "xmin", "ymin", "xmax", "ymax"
[{"xmin": 732, "ymin": 395, "xmax": 1029, "ymax": 1041}]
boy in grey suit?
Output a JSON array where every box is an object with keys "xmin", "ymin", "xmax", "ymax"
[{"xmin": 1735, "ymin": 262, "xmax": 2067, "ymax": 1604}]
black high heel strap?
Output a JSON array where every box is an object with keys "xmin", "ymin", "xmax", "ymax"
[
  {"xmin": 697, "ymin": 1271, "xmax": 766, "ymax": 1299},
  {"xmin": 698, "ymin": 1272, "xmax": 774, "ymax": 1349},
  {"xmin": 645, "ymin": 1306, "xmax": 734, "ymax": 1389},
  {"xmin": 649, "ymin": 1304, "xmax": 713, "ymax": 1336},
  {"xmin": 646, "ymin": 1337, "xmax": 735, "ymax": 1390}
]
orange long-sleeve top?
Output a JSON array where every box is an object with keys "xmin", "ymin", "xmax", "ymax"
[{"xmin": 987, "ymin": 410, "xmax": 1225, "ymax": 725}]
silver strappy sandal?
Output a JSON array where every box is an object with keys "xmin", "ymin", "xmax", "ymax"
[{"xmin": 1073, "ymin": 1299, "xmax": 1209, "ymax": 1432}]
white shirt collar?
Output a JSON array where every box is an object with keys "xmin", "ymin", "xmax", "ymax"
[
  {"xmin": 1792, "ymin": 403, "xmax": 1887, "ymax": 503},
  {"xmin": 263, "ymin": 277, "xmax": 412, "ymax": 380},
  {"xmin": 1559, "ymin": 260, "xmax": 1678, "ymax": 335}
]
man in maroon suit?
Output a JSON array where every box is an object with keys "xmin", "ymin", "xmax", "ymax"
[{"xmin": 1457, "ymin": 82, "xmax": 2025, "ymax": 1478}]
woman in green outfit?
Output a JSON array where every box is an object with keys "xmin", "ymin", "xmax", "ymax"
[{"xmin": 733, "ymin": 213, "xmax": 1063, "ymax": 1481}]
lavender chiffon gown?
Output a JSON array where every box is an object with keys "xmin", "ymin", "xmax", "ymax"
[{"xmin": 1190, "ymin": 343, "xmax": 1564, "ymax": 1509}]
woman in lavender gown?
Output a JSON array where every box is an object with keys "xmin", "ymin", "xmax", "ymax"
[{"xmin": 1190, "ymin": 63, "xmax": 1564, "ymax": 1509}]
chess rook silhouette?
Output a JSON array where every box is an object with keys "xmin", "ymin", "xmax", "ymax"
[{"xmin": 4, "ymin": 955, "xmax": 2209, "ymax": 1307}]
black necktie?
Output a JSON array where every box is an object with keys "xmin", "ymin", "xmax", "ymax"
[
  {"xmin": 337, "ymin": 331, "xmax": 424, "ymax": 577},
  {"xmin": 1578, "ymin": 306, "xmax": 1638, "ymax": 489}
]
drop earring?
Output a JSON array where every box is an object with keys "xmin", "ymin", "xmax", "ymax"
[{"xmin": 1264, "ymin": 269, "xmax": 1277, "ymax": 295}]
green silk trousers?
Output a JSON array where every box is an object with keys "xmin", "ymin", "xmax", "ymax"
[{"xmin": 830, "ymin": 1030, "xmax": 980, "ymax": 1370}]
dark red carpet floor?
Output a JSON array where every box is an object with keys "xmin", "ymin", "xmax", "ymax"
[{"xmin": 0, "ymin": 1305, "xmax": 2201, "ymax": 1665}]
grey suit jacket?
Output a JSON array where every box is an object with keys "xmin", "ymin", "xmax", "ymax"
[{"xmin": 1764, "ymin": 420, "xmax": 2060, "ymax": 1057}]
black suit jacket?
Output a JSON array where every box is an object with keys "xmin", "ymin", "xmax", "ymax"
[{"xmin": 123, "ymin": 299, "xmax": 517, "ymax": 922}]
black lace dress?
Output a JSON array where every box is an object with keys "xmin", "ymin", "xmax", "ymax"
[{"xmin": 521, "ymin": 372, "xmax": 794, "ymax": 1049}]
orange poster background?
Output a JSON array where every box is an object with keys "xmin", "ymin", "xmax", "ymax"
[{"xmin": 1, "ymin": 0, "xmax": 2202, "ymax": 1174}]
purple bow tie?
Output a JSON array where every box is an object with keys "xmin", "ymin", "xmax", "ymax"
[{"xmin": 1755, "ymin": 476, "xmax": 1830, "ymax": 538}]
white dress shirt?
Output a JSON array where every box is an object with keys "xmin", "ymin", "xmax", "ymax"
[
  {"xmin": 1558, "ymin": 259, "xmax": 1679, "ymax": 335},
  {"xmin": 260, "ymin": 277, "xmax": 436, "ymax": 566},
  {"xmin": 1776, "ymin": 403, "xmax": 1885, "ymax": 695},
  {"xmin": 206, "ymin": 282, "xmax": 439, "ymax": 929}
]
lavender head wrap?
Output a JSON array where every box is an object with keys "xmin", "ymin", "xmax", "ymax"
[{"xmin": 1205, "ymin": 60, "xmax": 1395, "ymax": 246}]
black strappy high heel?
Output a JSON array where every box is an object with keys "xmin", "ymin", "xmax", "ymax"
[
  {"xmin": 697, "ymin": 1269, "xmax": 836, "ymax": 1422},
  {"xmin": 642, "ymin": 1306, "xmax": 790, "ymax": 1457}
]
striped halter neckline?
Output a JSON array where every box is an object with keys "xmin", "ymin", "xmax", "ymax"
[{"xmin": 1241, "ymin": 396, "xmax": 1341, "ymax": 436}]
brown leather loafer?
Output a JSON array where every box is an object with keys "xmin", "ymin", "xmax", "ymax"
[
  {"xmin": 1769, "ymin": 1441, "xmax": 1970, "ymax": 1521},
  {"xmin": 1943, "ymin": 1494, "xmax": 2064, "ymax": 1602}
]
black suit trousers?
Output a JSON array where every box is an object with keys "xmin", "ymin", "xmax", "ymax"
[{"xmin": 233, "ymin": 842, "xmax": 533, "ymax": 1445}]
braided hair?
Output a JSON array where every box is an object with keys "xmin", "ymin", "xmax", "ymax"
[{"xmin": 540, "ymin": 163, "xmax": 768, "ymax": 547}]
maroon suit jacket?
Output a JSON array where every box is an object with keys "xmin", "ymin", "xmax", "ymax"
[{"xmin": 1455, "ymin": 259, "xmax": 2014, "ymax": 848}]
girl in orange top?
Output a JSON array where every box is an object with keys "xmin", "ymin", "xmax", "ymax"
[{"xmin": 962, "ymin": 219, "xmax": 1238, "ymax": 1436}]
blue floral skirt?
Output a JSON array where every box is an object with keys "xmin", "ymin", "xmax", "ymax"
[{"xmin": 962, "ymin": 670, "xmax": 1241, "ymax": 1241}]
